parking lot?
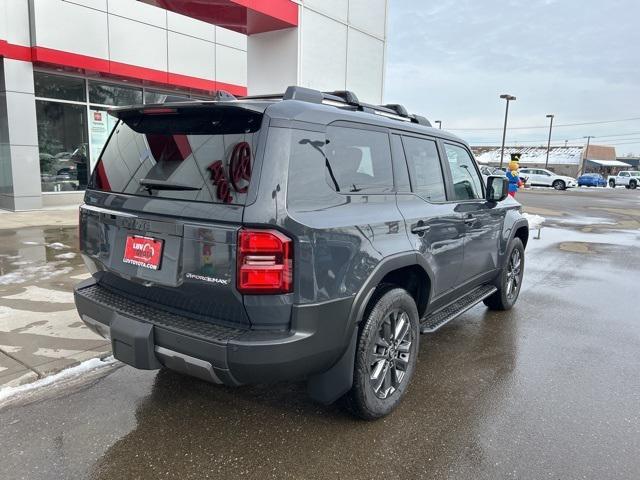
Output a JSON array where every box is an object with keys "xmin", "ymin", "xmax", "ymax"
[{"xmin": 1, "ymin": 187, "xmax": 639, "ymax": 480}]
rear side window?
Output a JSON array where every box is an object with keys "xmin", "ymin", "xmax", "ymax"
[
  {"xmin": 401, "ymin": 136, "xmax": 446, "ymax": 202},
  {"xmin": 325, "ymin": 126, "xmax": 393, "ymax": 193},
  {"xmin": 90, "ymin": 108, "xmax": 261, "ymax": 205},
  {"xmin": 444, "ymin": 143, "xmax": 483, "ymax": 200}
]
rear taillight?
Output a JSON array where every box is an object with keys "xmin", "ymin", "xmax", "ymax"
[{"xmin": 237, "ymin": 229, "xmax": 293, "ymax": 294}]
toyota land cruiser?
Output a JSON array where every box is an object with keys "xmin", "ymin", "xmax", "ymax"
[{"xmin": 74, "ymin": 86, "xmax": 529, "ymax": 419}]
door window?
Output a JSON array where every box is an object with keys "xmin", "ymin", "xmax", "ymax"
[
  {"xmin": 444, "ymin": 143, "xmax": 483, "ymax": 200},
  {"xmin": 325, "ymin": 126, "xmax": 393, "ymax": 193},
  {"xmin": 401, "ymin": 136, "xmax": 446, "ymax": 202}
]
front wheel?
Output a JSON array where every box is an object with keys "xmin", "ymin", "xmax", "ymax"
[
  {"xmin": 484, "ymin": 238, "xmax": 525, "ymax": 311},
  {"xmin": 609, "ymin": 180, "xmax": 616, "ymax": 188},
  {"xmin": 347, "ymin": 287, "xmax": 419, "ymax": 420},
  {"xmin": 552, "ymin": 180, "xmax": 566, "ymax": 190}
]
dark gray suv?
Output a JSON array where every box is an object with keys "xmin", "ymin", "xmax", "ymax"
[{"xmin": 74, "ymin": 86, "xmax": 528, "ymax": 419}]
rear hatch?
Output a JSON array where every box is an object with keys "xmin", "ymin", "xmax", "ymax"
[{"xmin": 81, "ymin": 102, "xmax": 265, "ymax": 328}]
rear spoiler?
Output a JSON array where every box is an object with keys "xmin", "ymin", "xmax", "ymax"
[{"xmin": 108, "ymin": 100, "xmax": 269, "ymax": 120}]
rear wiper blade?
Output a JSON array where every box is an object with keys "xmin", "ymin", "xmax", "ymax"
[{"xmin": 139, "ymin": 178, "xmax": 202, "ymax": 192}]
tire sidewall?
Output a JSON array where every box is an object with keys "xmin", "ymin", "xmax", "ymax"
[
  {"xmin": 352, "ymin": 288, "xmax": 419, "ymax": 419},
  {"xmin": 553, "ymin": 180, "xmax": 565, "ymax": 190}
]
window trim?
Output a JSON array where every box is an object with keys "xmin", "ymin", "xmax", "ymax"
[{"xmin": 398, "ymin": 133, "xmax": 448, "ymax": 204}]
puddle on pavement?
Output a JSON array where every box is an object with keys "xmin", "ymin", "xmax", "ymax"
[
  {"xmin": 0, "ymin": 226, "xmax": 87, "ymax": 293},
  {"xmin": 558, "ymin": 242, "xmax": 595, "ymax": 253}
]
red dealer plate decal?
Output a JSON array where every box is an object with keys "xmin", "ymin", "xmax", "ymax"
[{"xmin": 123, "ymin": 235, "xmax": 163, "ymax": 270}]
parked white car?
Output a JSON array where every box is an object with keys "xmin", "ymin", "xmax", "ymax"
[
  {"xmin": 519, "ymin": 168, "xmax": 577, "ymax": 190},
  {"xmin": 607, "ymin": 171, "xmax": 640, "ymax": 189}
]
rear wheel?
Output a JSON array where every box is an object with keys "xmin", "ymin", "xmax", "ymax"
[
  {"xmin": 484, "ymin": 238, "xmax": 525, "ymax": 311},
  {"xmin": 347, "ymin": 287, "xmax": 419, "ymax": 420},
  {"xmin": 630, "ymin": 180, "xmax": 637, "ymax": 190},
  {"xmin": 609, "ymin": 180, "xmax": 616, "ymax": 188},
  {"xmin": 552, "ymin": 180, "xmax": 565, "ymax": 190}
]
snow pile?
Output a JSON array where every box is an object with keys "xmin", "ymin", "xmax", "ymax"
[
  {"xmin": 0, "ymin": 356, "xmax": 117, "ymax": 404},
  {"xmin": 523, "ymin": 213, "xmax": 545, "ymax": 230}
]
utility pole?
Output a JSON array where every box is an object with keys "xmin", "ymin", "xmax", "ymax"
[
  {"xmin": 581, "ymin": 136, "xmax": 595, "ymax": 175},
  {"xmin": 434, "ymin": 120, "xmax": 442, "ymax": 129},
  {"xmin": 499, "ymin": 94, "xmax": 516, "ymax": 169},
  {"xmin": 545, "ymin": 114, "xmax": 554, "ymax": 168}
]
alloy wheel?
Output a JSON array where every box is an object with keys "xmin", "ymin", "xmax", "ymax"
[
  {"xmin": 506, "ymin": 248, "xmax": 522, "ymax": 300},
  {"xmin": 369, "ymin": 309, "xmax": 413, "ymax": 399}
]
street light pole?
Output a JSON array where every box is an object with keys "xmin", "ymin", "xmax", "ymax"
[
  {"xmin": 435, "ymin": 120, "xmax": 442, "ymax": 129},
  {"xmin": 545, "ymin": 114, "xmax": 554, "ymax": 169},
  {"xmin": 581, "ymin": 135, "xmax": 595, "ymax": 175},
  {"xmin": 499, "ymin": 94, "xmax": 516, "ymax": 169}
]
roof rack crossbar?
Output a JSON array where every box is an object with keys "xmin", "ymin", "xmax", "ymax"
[{"xmin": 240, "ymin": 86, "xmax": 433, "ymax": 127}]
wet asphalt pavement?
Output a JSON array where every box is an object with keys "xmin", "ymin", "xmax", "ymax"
[{"xmin": 1, "ymin": 188, "xmax": 640, "ymax": 480}]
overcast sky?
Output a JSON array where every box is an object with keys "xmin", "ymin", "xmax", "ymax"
[{"xmin": 384, "ymin": 0, "xmax": 640, "ymax": 156}]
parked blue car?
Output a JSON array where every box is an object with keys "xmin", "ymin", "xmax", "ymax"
[{"xmin": 577, "ymin": 173, "xmax": 606, "ymax": 187}]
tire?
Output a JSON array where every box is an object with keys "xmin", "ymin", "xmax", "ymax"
[
  {"xmin": 609, "ymin": 180, "xmax": 616, "ymax": 188},
  {"xmin": 484, "ymin": 238, "xmax": 525, "ymax": 311},
  {"xmin": 347, "ymin": 287, "xmax": 419, "ymax": 420},
  {"xmin": 630, "ymin": 181, "xmax": 637, "ymax": 190},
  {"xmin": 552, "ymin": 180, "xmax": 565, "ymax": 190}
]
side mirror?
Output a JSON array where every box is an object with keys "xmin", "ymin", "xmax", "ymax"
[{"xmin": 486, "ymin": 175, "xmax": 508, "ymax": 203}]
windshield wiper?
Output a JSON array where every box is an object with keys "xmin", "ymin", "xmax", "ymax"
[{"xmin": 139, "ymin": 178, "xmax": 202, "ymax": 192}]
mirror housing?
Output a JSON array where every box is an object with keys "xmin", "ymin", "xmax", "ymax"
[{"xmin": 486, "ymin": 175, "xmax": 509, "ymax": 203}]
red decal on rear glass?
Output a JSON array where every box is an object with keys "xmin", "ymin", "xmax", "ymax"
[{"xmin": 230, "ymin": 142, "xmax": 252, "ymax": 193}]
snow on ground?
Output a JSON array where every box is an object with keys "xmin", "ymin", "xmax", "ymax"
[
  {"xmin": 46, "ymin": 242, "xmax": 70, "ymax": 250},
  {"xmin": 0, "ymin": 356, "xmax": 117, "ymax": 404},
  {"xmin": 522, "ymin": 213, "xmax": 545, "ymax": 230},
  {"xmin": 55, "ymin": 252, "xmax": 77, "ymax": 260}
]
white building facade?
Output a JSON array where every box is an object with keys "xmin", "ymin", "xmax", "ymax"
[{"xmin": 0, "ymin": 0, "xmax": 388, "ymax": 210}]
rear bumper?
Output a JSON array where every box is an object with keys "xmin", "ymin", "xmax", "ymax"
[{"xmin": 74, "ymin": 278, "xmax": 354, "ymax": 386}]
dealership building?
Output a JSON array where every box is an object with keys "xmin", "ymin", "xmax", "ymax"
[{"xmin": 0, "ymin": 0, "xmax": 388, "ymax": 210}]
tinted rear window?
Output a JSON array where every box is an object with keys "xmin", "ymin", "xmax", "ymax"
[{"xmin": 90, "ymin": 107, "xmax": 262, "ymax": 205}]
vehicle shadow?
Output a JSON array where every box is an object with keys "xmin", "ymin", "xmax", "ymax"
[{"xmin": 90, "ymin": 307, "xmax": 518, "ymax": 480}]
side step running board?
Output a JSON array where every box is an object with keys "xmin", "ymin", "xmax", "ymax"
[{"xmin": 420, "ymin": 285, "xmax": 497, "ymax": 333}]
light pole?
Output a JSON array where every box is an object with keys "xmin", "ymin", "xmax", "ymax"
[
  {"xmin": 435, "ymin": 120, "xmax": 442, "ymax": 129},
  {"xmin": 545, "ymin": 114, "xmax": 554, "ymax": 168},
  {"xmin": 499, "ymin": 94, "xmax": 516, "ymax": 169},
  {"xmin": 581, "ymin": 135, "xmax": 595, "ymax": 175}
]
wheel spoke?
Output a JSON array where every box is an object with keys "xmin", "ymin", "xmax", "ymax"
[
  {"xmin": 506, "ymin": 278, "xmax": 514, "ymax": 296},
  {"xmin": 390, "ymin": 366, "xmax": 401, "ymax": 389},
  {"xmin": 394, "ymin": 314, "xmax": 409, "ymax": 342},
  {"xmin": 397, "ymin": 340, "xmax": 411, "ymax": 354},
  {"xmin": 370, "ymin": 359, "xmax": 385, "ymax": 381},
  {"xmin": 395, "ymin": 353, "xmax": 409, "ymax": 370},
  {"xmin": 382, "ymin": 320, "xmax": 392, "ymax": 343}
]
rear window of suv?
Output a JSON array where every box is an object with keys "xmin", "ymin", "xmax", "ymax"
[{"xmin": 90, "ymin": 107, "xmax": 262, "ymax": 205}]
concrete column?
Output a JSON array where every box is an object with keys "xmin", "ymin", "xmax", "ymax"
[{"xmin": 0, "ymin": 58, "xmax": 42, "ymax": 211}]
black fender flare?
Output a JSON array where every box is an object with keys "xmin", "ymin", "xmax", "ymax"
[
  {"xmin": 347, "ymin": 251, "xmax": 434, "ymax": 327},
  {"xmin": 308, "ymin": 251, "xmax": 433, "ymax": 404}
]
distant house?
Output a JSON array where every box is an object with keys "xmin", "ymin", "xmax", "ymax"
[
  {"xmin": 616, "ymin": 157, "xmax": 639, "ymax": 170},
  {"xmin": 471, "ymin": 145, "xmax": 621, "ymax": 177}
]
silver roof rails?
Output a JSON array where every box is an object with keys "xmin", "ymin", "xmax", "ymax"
[{"xmin": 243, "ymin": 86, "xmax": 433, "ymax": 127}]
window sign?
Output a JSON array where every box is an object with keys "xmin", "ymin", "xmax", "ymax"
[{"xmin": 89, "ymin": 108, "xmax": 117, "ymax": 171}]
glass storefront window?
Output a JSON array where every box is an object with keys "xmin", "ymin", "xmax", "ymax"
[
  {"xmin": 88, "ymin": 81, "xmax": 143, "ymax": 106},
  {"xmin": 34, "ymin": 72, "xmax": 86, "ymax": 102},
  {"xmin": 89, "ymin": 107, "xmax": 118, "ymax": 170},
  {"xmin": 144, "ymin": 89, "xmax": 189, "ymax": 104},
  {"xmin": 36, "ymin": 101, "xmax": 89, "ymax": 192}
]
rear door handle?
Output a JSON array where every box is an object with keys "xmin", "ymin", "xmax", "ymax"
[{"xmin": 411, "ymin": 221, "xmax": 431, "ymax": 235}]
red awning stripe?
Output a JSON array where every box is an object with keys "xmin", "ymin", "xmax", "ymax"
[{"xmin": 1, "ymin": 41, "xmax": 247, "ymax": 96}]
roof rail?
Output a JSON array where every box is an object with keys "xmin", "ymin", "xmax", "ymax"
[{"xmin": 241, "ymin": 86, "xmax": 433, "ymax": 127}]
